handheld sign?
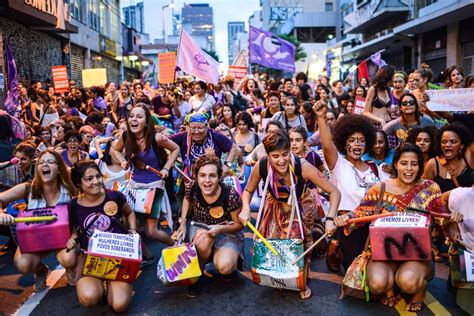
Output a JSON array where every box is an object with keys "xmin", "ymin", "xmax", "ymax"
[{"xmin": 83, "ymin": 230, "xmax": 142, "ymax": 282}]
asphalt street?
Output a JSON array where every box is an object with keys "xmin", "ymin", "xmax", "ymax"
[{"xmin": 0, "ymin": 227, "xmax": 468, "ymax": 316}]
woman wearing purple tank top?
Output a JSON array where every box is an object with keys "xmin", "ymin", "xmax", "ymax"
[{"xmin": 112, "ymin": 103, "xmax": 179, "ymax": 263}]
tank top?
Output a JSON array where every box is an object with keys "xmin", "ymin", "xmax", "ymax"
[
  {"xmin": 433, "ymin": 156, "xmax": 473, "ymax": 192},
  {"xmin": 27, "ymin": 183, "xmax": 71, "ymax": 209}
]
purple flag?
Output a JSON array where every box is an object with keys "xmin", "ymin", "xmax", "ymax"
[
  {"xmin": 4, "ymin": 39, "xmax": 19, "ymax": 117},
  {"xmin": 249, "ymin": 26, "xmax": 296, "ymax": 73},
  {"xmin": 370, "ymin": 49, "xmax": 387, "ymax": 68}
]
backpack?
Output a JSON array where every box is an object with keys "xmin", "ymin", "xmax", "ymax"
[
  {"xmin": 230, "ymin": 91, "xmax": 248, "ymax": 112},
  {"xmin": 258, "ymin": 155, "xmax": 305, "ymax": 197}
]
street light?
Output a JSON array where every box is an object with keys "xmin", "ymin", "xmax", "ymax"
[{"xmin": 162, "ymin": 1, "xmax": 175, "ymax": 42}]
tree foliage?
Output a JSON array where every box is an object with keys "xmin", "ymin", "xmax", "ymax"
[
  {"xmin": 278, "ymin": 34, "xmax": 307, "ymax": 62},
  {"xmin": 203, "ymin": 49, "xmax": 220, "ymax": 62}
]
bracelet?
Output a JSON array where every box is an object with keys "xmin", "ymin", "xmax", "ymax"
[
  {"xmin": 326, "ymin": 217, "xmax": 334, "ymax": 221},
  {"xmin": 161, "ymin": 167, "xmax": 169, "ymax": 172}
]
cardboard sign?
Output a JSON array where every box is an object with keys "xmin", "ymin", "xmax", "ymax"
[
  {"xmin": 228, "ymin": 66, "xmax": 248, "ymax": 89},
  {"xmin": 83, "ymin": 230, "xmax": 142, "ymax": 282},
  {"xmin": 51, "ymin": 65, "xmax": 69, "ymax": 93},
  {"xmin": 157, "ymin": 243, "xmax": 201, "ymax": 286},
  {"xmin": 373, "ymin": 214, "xmax": 427, "ymax": 228},
  {"xmin": 466, "ymin": 250, "xmax": 474, "ymax": 282},
  {"xmin": 426, "ymin": 88, "xmax": 474, "ymax": 111},
  {"xmin": 354, "ymin": 96, "xmax": 365, "ymax": 114},
  {"xmin": 88, "ymin": 230, "xmax": 140, "ymax": 260},
  {"xmin": 158, "ymin": 52, "xmax": 177, "ymax": 84},
  {"xmin": 82, "ymin": 68, "xmax": 107, "ymax": 88},
  {"xmin": 370, "ymin": 216, "xmax": 431, "ymax": 261}
]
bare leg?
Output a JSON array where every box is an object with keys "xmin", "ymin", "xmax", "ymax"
[
  {"xmin": 144, "ymin": 218, "xmax": 175, "ymax": 246},
  {"xmin": 367, "ymin": 260, "xmax": 399, "ymax": 306},
  {"xmin": 106, "ymin": 280, "xmax": 133, "ymax": 313},
  {"xmin": 14, "ymin": 248, "xmax": 42, "ymax": 274},
  {"xmin": 395, "ymin": 261, "xmax": 433, "ymax": 312},
  {"xmin": 56, "ymin": 248, "xmax": 79, "ymax": 286},
  {"xmin": 193, "ymin": 230, "xmax": 214, "ymax": 271},
  {"xmin": 76, "ymin": 276, "xmax": 104, "ymax": 307},
  {"xmin": 213, "ymin": 247, "xmax": 239, "ymax": 276}
]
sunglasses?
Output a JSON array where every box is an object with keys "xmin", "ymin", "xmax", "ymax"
[{"xmin": 401, "ymin": 100, "xmax": 416, "ymax": 106}]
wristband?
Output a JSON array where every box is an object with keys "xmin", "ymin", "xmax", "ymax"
[
  {"xmin": 326, "ymin": 217, "xmax": 334, "ymax": 221},
  {"xmin": 162, "ymin": 167, "xmax": 169, "ymax": 172}
]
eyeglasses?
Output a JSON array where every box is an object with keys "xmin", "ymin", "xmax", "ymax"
[
  {"xmin": 82, "ymin": 174, "xmax": 103, "ymax": 183},
  {"xmin": 38, "ymin": 159, "xmax": 57, "ymax": 166},
  {"xmin": 401, "ymin": 100, "xmax": 416, "ymax": 106}
]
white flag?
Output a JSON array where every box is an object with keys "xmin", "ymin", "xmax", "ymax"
[{"xmin": 177, "ymin": 30, "xmax": 220, "ymax": 84}]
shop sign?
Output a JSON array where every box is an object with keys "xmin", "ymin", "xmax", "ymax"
[
  {"xmin": 24, "ymin": 0, "xmax": 71, "ymax": 30},
  {"xmin": 99, "ymin": 35, "xmax": 117, "ymax": 58}
]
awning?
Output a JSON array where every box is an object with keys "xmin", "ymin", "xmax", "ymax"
[{"xmin": 342, "ymin": 32, "xmax": 414, "ymax": 60}]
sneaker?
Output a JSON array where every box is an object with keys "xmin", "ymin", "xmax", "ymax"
[
  {"xmin": 34, "ymin": 264, "xmax": 49, "ymax": 293},
  {"xmin": 221, "ymin": 271, "xmax": 239, "ymax": 282},
  {"xmin": 187, "ymin": 276, "xmax": 205, "ymax": 298},
  {"xmin": 141, "ymin": 255, "xmax": 155, "ymax": 269}
]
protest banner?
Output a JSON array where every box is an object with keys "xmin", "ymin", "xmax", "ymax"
[
  {"xmin": 82, "ymin": 68, "xmax": 107, "ymax": 88},
  {"xmin": 354, "ymin": 96, "xmax": 365, "ymax": 114},
  {"xmin": 51, "ymin": 65, "xmax": 69, "ymax": 93},
  {"xmin": 228, "ymin": 66, "xmax": 248, "ymax": 88},
  {"xmin": 158, "ymin": 52, "xmax": 177, "ymax": 84},
  {"xmin": 426, "ymin": 88, "xmax": 474, "ymax": 111}
]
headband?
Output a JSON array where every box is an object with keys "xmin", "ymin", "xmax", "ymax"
[{"xmin": 185, "ymin": 112, "xmax": 209, "ymax": 125}]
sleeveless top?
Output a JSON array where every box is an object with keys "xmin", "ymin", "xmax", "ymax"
[
  {"xmin": 27, "ymin": 183, "xmax": 71, "ymax": 209},
  {"xmin": 433, "ymin": 156, "xmax": 473, "ymax": 193},
  {"xmin": 116, "ymin": 97, "xmax": 133, "ymax": 119}
]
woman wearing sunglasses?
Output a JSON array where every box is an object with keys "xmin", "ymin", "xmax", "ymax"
[{"xmin": 383, "ymin": 93, "xmax": 435, "ymax": 146}]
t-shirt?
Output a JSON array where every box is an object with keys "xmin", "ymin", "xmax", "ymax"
[
  {"xmin": 169, "ymin": 129, "xmax": 234, "ymax": 167},
  {"xmin": 189, "ymin": 94, "xmax": 216, "ymax": 114},
  {"xmin": 69, "ymin": 190, "xmax": 127, "ymax": 250},
  {"xmin": 448, "ymin": 187, "xmax": 474, "ymax": 252},
  {"xmin": 271, "ymin": 112, "xmax": 308, "ymax": 131},
  {"xmin": 383, "ymin": 115, "xmax": 435, "ymax": 144},
  {"xmin": 330, "ymin": 153, "xmax": 386, "ymax": 211},
  {"xmin": 172, "ymin": 101, "xmax": 191, "ymax": 131},
  {"xmin": 185, "ymin": 184, "xmax": 242, "ymax": 225}
]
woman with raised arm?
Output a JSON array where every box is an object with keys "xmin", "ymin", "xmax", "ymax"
[{"xmin": 313, "ymin": 100, "xmax": 386, "ymax": 272}]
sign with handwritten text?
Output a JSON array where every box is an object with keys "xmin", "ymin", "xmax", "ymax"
[{"xmin": 426, "ymin": 88, "xmax": 474, "ymax": 111}]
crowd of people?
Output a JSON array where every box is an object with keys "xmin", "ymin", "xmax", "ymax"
[{"xmin": 0, "ymin": 62, "xmax": 472, "ymax": 313}]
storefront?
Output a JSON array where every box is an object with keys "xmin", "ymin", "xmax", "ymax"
[{"xmin": 0, "ymin": 0, "xmax": 77, "ymax": 85}]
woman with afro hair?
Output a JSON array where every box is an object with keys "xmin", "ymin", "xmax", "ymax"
[{"xmin": 313, "ymin": 100, "xmax": 388, "ymax": 271}]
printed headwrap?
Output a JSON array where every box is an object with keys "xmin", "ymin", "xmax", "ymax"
[{"xmin": 185, "ymin": 113, "xmax": 209, "ymax": 125}]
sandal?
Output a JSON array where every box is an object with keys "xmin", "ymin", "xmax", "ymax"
[
  {"xmin": 381, "ymin": 295, "xmax": 398, "ymax": 307},
  {"xmin": 406, "ymin": 300, "xmax": 424, "ymax": 312},
  {"xmin": 299, "ymin": 286, "xmax": 312, "ymax": 299}
]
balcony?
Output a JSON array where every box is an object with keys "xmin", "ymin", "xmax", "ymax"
[
  {"xmin": 344, "ymin": 0, "xmax": 409, "ymax": 34},
  {"xmin": 279, "ymin": 11, "xmax": 337, "ymax": 35}
]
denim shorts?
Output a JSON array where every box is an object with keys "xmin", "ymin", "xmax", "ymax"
[{"xmin": 188, "ymin": 224, "xmax": 244, "ymax": 258}]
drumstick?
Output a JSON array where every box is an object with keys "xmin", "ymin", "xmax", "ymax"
[
  {"xmin": 173, "ymin": 165, "xmax": 192, "ymax": 182},
  {"xmin": 292, "ymin": 233, "xmax": 328, "ymax": 265},
  {"xmin": 246, "ymin": 221, "xmax": 280, "ymax": 257},
  {"xmin": 14, "ymin": 216, "xmax": 56, "ymax": 223},
  {"xmin": 145, "ymin": 165, "xmax": 164, "ymax": 177},
  {"xmin": 347, "ymin": 212, "xmax": 396, "ymax": 224},
  {"xmin": 405, "ymin": 207, "xmax": 452, "ymax": 219}
]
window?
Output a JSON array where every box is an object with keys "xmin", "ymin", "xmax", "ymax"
[
  {"xmin": 325, "ymin": 2, "xmax": 334, "ymax": 11},
  {"xmin": 70, "ymin": 0, "xmax": 83, "ymax": 22}
]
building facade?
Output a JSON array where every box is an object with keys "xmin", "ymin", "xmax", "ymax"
[
  {"xmin": 228, "ymin": 22, "xmax": 245, "ymax": 65},
  {"xmin": 181, "ymin": 3, "xmax": 214, "ymax": 51},
  {"xmin": 336, "ymin": 0, "xmax": 474, "ymax": 81},
  {"xmin": 0, "ymin": 0, "xmax": 123, "ymax": 89},
  {"xmin": 122, "ymin": 2, "xmax": 144, "ymax": 34}
]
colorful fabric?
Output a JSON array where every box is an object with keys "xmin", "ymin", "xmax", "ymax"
[
  {"xmin": 259, "ymin": 193, "xmax": 302, "ymax": 240},
  {"xmin": 347, "ymin": 180, "xmax": 446, "ymax": 234},
  {"xmin": 185, "ymin": 112, "xmax": 208, "ymax": 125}
]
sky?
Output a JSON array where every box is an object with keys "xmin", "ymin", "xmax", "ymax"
[{"xmin": 120, "ymin": 0, "xmax": 261, "ymax": 66}]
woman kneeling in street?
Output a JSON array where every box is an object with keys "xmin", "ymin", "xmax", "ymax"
[
  {"xmin": 176, "ymin": 155, "xmax": 244, "ymax": 297},
  {"xmin": 67, "ymin": 160, "xmax": 137, "ymax": 312},
  {"xmin": 335, "ymin": 143, "xmax": 448, "ymax": 311}
]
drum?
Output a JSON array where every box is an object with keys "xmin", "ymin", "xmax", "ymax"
[
  {"xmin": 157, "ymin": 243, "xmax": 202, "ymax": 286},
  {"xmin": 115, "ymin": 181, "xmax": 155, "ymax": 214},
  {"xmin": 16, "ymin": 205, "xmax": 70, "ymax": 253},
  {"xmin": 369, "ymin": 213, "xmax": 431, "ymax": 261},
  {"xmin": 449, "ymin": 245, "xmax": 474, "ymax": 289},
  {"xmin": 83, "ymin": 230, "xmax": 141, "ymax": 282},
  {"xmin": 251, "ymin": 238, "xmax": 305, "ymax": 291}
]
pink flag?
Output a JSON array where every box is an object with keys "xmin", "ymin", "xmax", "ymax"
[{"xmin": 177, "ymin": 30, "xmax": 220, "ymax": 84}]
